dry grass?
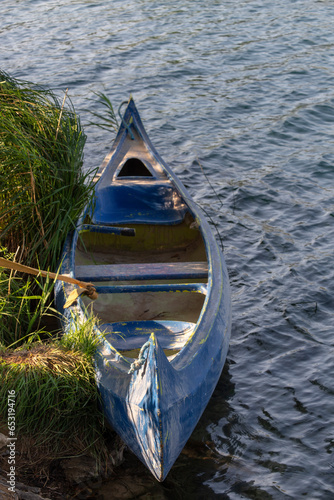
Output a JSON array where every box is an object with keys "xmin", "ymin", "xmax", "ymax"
[{"xmin": 0, "ymin": 341, "xmax": 107, "ymax": 466}]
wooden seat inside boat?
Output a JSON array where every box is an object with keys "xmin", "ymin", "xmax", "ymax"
[{"xmin": 75, "ymin": 261, "xmax": 208, "ymax": 282}]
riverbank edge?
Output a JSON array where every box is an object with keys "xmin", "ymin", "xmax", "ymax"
[{"xmin": 0, "ymin": 426, "xmax": 125, "ymax": 499}]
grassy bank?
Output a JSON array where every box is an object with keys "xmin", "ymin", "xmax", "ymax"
[
  {"xmin": 0, "ymin": 71, "xmax": 115, "ymax": 474},
  {"xmin": 0, "ymin": 70, "xmax": 94, "ymax": 270},
  {"xmin": 0, "ymin": 318, "xmax": 107, "ymax": 465}
]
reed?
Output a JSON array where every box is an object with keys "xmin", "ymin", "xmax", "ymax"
[
  {"xmin": 85, "ymin": 91, "xmax": 119, "ymax": 132},
  {"xmin": 0, "ymin": 72, "xmax": 115, "ymax": 468},
  {"xmin": 0, "ymin": 71, "xmax": 95, "ymax": 270},
  {"xmin": 0, "ymin": 254, "xmax": 108, "ymax": 465},
  {"xmin": 0, "ymin": 248, "xmax": 56, "ymax": 348}
]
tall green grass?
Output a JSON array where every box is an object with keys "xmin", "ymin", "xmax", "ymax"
[
  {"xmin": 0, "ymin": 72, "xmax": 117, "ymax": 467},
  {"xmin": 0, "ymin": 70, "xmax": 95, "ymax": 270},
  {"xmin": 0, "ymin": 289, "xmax": 108, "ymax": 465},
  {"xmin": 0, "ymin": 248, "xmax": 56, "ymax": 348},
  {"xmin": 0, "ymin": 252, "xmax": 107, "ymax": 464}
]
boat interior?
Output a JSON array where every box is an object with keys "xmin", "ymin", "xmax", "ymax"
[
  {"xmin": 72, "ymin": 133, "xmax": 210, "ymax": 360},
  {"xmin": 75, "ymin": 212, "xmax": 209, "ymax": 359}
]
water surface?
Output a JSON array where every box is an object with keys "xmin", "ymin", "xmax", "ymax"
[{"xmin": 2, "ymin": 0, "xmax": 334, "ymax": 498}]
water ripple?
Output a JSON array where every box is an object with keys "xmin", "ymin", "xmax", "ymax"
[{"xmin": 2, "ymin": 0, "xmax": 334, "ymax": 497}]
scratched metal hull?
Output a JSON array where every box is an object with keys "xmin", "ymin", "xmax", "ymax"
[{"xmin": 55, "ymin": 98, "xmax": 231, "ymax": 481}]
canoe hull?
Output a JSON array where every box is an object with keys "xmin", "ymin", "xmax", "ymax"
[{"xmin": 55, "ymin": 98, "xmax": 231, "ymax": 481}]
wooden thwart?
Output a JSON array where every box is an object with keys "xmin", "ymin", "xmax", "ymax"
[{"xmin": 75, "ymin": 261, "xmax": 208, "ymax": 282}]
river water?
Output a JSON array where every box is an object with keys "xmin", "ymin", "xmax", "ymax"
[{"xmin": 2, "ymin": 0, "xmax": 334, "ymax": 498}]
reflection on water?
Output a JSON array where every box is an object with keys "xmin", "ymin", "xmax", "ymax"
[{"xmin": 2, "ymin": 0, "xmax": 334, "ymax": 497}]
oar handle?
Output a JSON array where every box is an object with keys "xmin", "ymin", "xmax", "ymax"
[{"xmin": 0, "ymin": 257, "xmax": 93, "ymax": 290}]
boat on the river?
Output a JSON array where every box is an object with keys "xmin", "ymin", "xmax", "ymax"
[{"xmin": 55, "ymin": 98, "xmax": 232, "ymax": 481}]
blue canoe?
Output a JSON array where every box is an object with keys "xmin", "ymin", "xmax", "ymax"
[{"xmin": 55, "ymin": 98, "xmax": 231, "ymax": 481}]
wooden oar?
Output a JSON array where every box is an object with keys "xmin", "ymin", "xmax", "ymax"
[{"xmin": 0, "ymin": 257, "xmax": 98, "ymax": 308}]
